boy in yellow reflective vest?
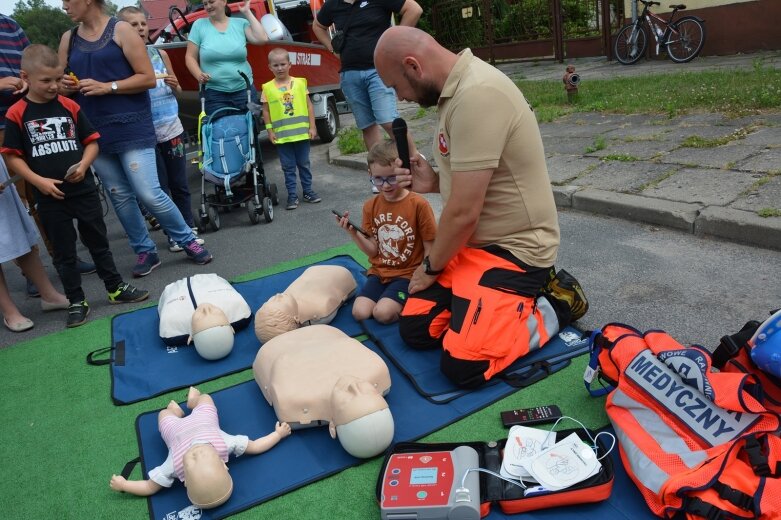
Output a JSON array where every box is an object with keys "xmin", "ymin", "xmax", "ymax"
[{"xmin": 261, "ymin": 48, "xmax": 321, "ymax": 210}]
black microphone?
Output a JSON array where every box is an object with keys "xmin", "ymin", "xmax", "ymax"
[{"xmin": 392, "ymin": 117, "xmax": 411, "ymax": 170}]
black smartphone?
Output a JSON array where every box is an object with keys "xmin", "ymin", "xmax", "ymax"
[
  {"xmin": 331, "ymin": 209, "xmax": 370, "ymax": 238},
  {"xmin": 500, "ymin": 405, "xmax": 563, "ymax": 427}
]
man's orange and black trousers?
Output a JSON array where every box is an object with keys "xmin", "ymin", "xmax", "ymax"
[{"xmin": 399, "ymin": 245, "xmax": 566, "ymax": 388}]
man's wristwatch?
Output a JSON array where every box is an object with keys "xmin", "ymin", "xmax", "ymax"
[
  {"xmin": 110, "ymin": 81, "xmax": 118, "ymax": 93},
  {"xmin": 422, "ymin": 256, "xmax": 444, "ymax": 275}
]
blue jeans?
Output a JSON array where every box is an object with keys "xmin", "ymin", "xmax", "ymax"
[
  {"xmin": 155, "ymin": 133, "xmax": 194, "ymax": 228},
  {"xmin": 203, "ymin": 86, "xmax": 260, "ymax": 117},
  {"xmin": 276, "ymin": 139, "xmax": 313, "ymax": 200},
  {"xmin": 340, "ymin": 69, "xmax": 398, "ymax": 130},
  {"xmin": 92, "ymin": 148, "xmax": 195, "ymax": 254}
]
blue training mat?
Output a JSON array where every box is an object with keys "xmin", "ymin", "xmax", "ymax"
[
  {"xmin": 102, "ymin": 255, "xmax": 366, "ymax": 405},
  {"xmin": 485, "ymin": 425, "xmax": 655, "ymax": 519},
  {"xmin": 138, "ymin": 337, "xmax": 560, "ymax": 520},
  {"xmin": 136, "ymin": 340, "xmax": 653, "ymax": 520},
  {"xmin": 362, "ymin": 319, "xmax": 591, "ymax": 403}
]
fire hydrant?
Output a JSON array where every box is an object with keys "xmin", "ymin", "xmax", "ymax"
[{"xmin": 563, "ymin": 64, "xmax": 580, "ymax": 103}]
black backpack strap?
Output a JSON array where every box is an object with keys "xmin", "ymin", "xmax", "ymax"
[
  {"xmin": 744, "ymin": 433, "xmax": 772, "ymax": 477},
  {"xmin": 710, "ymin": 481, "xmax": 756, "ymax": 513},
  {"xmin": 679, "ymin": 496, "xmax": 736, "ymax": 520},
  {"xmin": 712, "ymin": 320, "xmax": 761, "ymax": 369},
  {"xmin": 64, "ymin": 24, "xmax": 79, "ymax": 73}
]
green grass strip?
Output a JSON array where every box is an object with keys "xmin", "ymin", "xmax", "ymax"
[
  {"xmin": 520, "ymin": 68, "xmax": 781, "ymax": 122},
  {"xmin": 0, "ymin": 243, "xmax": 607, "ymax": 519}
]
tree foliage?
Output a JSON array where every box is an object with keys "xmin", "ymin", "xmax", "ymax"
[
  {"xmin": 12, "ymin": 0, "xmax": 121, "ymax": 50},
  {"xmin": 12, "ymin": 0, "xmax": 73, "ymax": 49}
]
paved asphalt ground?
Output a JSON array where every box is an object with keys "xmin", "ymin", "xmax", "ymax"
[{"xmin": 1, "ymin": 51, "xmax": 779, "ymax": 349}]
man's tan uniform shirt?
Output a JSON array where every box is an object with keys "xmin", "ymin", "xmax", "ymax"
[{"xmin": 433, "ymin": 49, "xmax": 560, "ymax": 267}]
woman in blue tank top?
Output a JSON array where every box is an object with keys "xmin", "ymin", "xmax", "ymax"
[{"xmin": 58, "ymin": 0, "xmax": 212, "ymax": 276}]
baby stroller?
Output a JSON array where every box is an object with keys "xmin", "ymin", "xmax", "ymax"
[{"xmin": 197, "ymin": 71, "xmax": 278, "ymax": 231}]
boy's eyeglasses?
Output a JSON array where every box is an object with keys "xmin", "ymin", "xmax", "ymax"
[{"xmin": 369, "ymin": 175, "xmax": 398, "ymax": 187}]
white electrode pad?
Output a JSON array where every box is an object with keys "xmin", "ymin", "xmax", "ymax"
[
  {"xmin": 520, "ymin": 433, "xmax": 601, "ymax": 491},
  {"xmin": 500, "ymin": 425, "xmax": 555, "ymax": 481}
]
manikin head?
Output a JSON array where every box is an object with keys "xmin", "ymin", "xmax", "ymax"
[
  {"xmin": 182, "ymin": 444, "xmax": 233, "ymax": 509},
  {"xmin": 255, "ymin": 293, "xmax": 300, "ymax": 343},
  {"xmin": 188, "ymin": 303, "xmax": 235, "ymax": 360},
  {"xmin": 328, "ymin": 375, "xmax": 394, "ymax": 458}
]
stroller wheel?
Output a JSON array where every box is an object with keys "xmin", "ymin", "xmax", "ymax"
[
  {"xmin": 199, "ymin": 213, "xmax": 209, "ymax": 231},
  {"xmin": 208, "ymin": 205, "xmax": 221, "ymax": 231},
  {"xmin": 269, "ymin": 183, "xmax": 279, "ymax": 206},
  {"xmin": 247, "ymin": 199, "xmax": 260, "ymax": 225},
  {"xmin": 262, "ymin": 197, "xmax": 273, "ymax": 223}
]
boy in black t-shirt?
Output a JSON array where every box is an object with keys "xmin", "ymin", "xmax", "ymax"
[{"xmin": 1, "ymin": 45, "xmax": 149, "ymax": 328}]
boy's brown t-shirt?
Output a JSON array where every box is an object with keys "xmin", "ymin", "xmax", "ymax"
[{"xmin": 361, "ymin": 191, "xmax": 437, "ymax": 282}]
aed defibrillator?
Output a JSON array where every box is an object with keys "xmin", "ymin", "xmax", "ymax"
[
  {"xmin": 379, "ymin": 445, "xmax": 480, "ymax": 520},
  {"xmin": 377, "ymin": 429, "xmax": 614, "ymax": 519}
]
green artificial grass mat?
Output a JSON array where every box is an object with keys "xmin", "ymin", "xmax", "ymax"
[{"xmin": 0, "ymin": 242, "xmax": 608, "ymax": 519}]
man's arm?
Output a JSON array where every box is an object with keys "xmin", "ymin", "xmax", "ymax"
[
  {"xmin": 397, "ymin": 0, "xmax": 423, "ymax": 26},
  {"xmin": 312, "ymin": 19, "xmax": 334, "ymax": 52},
  {"xmin": 408, "ymin": 169, "xmax": 492, "ymax": 294}
]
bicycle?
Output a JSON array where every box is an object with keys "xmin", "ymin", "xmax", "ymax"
[{"xmin": 614, "ymin": 0, "xmax": 706, "ymax": 65}]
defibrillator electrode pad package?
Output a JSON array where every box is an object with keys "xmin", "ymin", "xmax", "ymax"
[{"xmin": 158, "ymin": 274, "xmax": 251, "ymax": 345}]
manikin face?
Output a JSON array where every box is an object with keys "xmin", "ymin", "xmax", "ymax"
[
  {"xmin": 331, "ymin": 375, "xmax": 387, "ymax": 426},
  {"xmin": 191, "ymin": 303, "xmax": 230, "ymax": 334}
]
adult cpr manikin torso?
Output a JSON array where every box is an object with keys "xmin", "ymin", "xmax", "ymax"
[{"xmin": 253, "ymin": 325, "xmax": 393, "ymax": 457}]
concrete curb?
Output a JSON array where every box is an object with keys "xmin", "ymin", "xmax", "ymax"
[{"xmin": 330, "ymin": 148, "xmax": 781, "ymax": 252}]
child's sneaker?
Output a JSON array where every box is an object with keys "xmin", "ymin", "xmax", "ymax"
[
  {"xmin": 183, "ymin": 240, "xmax": 213, "ymax": 265},
  {"xmin": 543, "ymin": 269, "xmax": 589, "ymax": 321},
  {"xmin": 191, "ymin": 228, "xmax": 205, "ymax": 245},
  {"xmin": 286, "ymin": 197, "xmax": 299, "ymax": 210},
  {"xmin": 132, "ymin": 251, "xmax": 161, "ymax": 278},
  {"xmin": 108, "ymin": 282, "xmax": 150, "ymax": 304},
  {"xmin": 146, "ymin": 215, "xmax": 161, "ymax": 231},
  {"xmin": 168, "ymin": 236, "xmax": 183, "ymax": 253},
  {"xmin": 66, "ymin": 300, "xmax": 90, "ymax": 328},
  {"xmin": 371, "ymin": 185, "xmax": 380, "ymax": 194},
  {"xmin": 303, "ymin": 192, "xmax": 322, "ymax": 204}
]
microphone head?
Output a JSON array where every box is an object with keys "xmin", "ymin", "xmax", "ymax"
[{"xmin": 391, "ymin": 117, "xmax": 407, "ymax": 133}]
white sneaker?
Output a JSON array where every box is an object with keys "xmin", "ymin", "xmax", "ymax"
[
  {"xmin": 371, "ymin": 185, "xmax": 380, "ymax": 194},
  {"xmin": 168, "ymin": 238, "xmax": 183, "ymax": 253},
  {"xmin": 191, "ymin": 228, "xmax": 206, "ymax": 245}
]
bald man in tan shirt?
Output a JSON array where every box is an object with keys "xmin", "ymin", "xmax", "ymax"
[{"xmin": 374, "ymin": 27, "xmax": 588, "ymax": 388}]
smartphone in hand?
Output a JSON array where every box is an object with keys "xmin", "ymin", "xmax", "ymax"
[{"xmin": 332, "ymin": 209, "xmax": 370, "ymax": 238}]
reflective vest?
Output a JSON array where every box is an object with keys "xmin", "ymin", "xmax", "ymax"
[
  {"xmin": 713, "ymin": 319, "xmax": 781, "ymax": 415},
  {"xmin": 586, "ymin": 323, "xmax": 781, "ymax": 519},
  {"xmin": 261, "ymin": 77, "xmax": 310, "ymax": 144}
]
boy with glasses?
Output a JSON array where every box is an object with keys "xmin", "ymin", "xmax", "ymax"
[{"xmin": 334, "ymin": 139, "xmax": 436, "ymax": 323}]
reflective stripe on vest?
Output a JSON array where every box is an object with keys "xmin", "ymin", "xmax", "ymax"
[{"xmin": 262, "ymin": 78, "xmax": 310, "ymax": 144}]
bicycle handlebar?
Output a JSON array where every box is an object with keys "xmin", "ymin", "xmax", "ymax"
[{"xmin": 637, "ymin": 0, "xmax": 661, "ymax": 6}]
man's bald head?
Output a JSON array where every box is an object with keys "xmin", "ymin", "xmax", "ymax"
[{"xmin": 375, "ymin": 27, "xmax": 457, "ymax": 108}]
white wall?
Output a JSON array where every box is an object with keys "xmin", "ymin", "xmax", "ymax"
[{"xmin": 624, "ymin": 0, "xmax": 757, "ymax": 15}]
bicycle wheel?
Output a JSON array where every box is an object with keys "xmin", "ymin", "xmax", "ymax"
[
  {"xmin": 666, "ymin": 16, "xmax": 706, "ymax": 63},
  {"xmin": 614, "ymin": 23, "xmax": 648, "ymax": 65}
]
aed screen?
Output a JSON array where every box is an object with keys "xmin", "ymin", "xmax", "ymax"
[{"xmin": 410, "ymin": 467, "xmax": 438, "ymax": 485}]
